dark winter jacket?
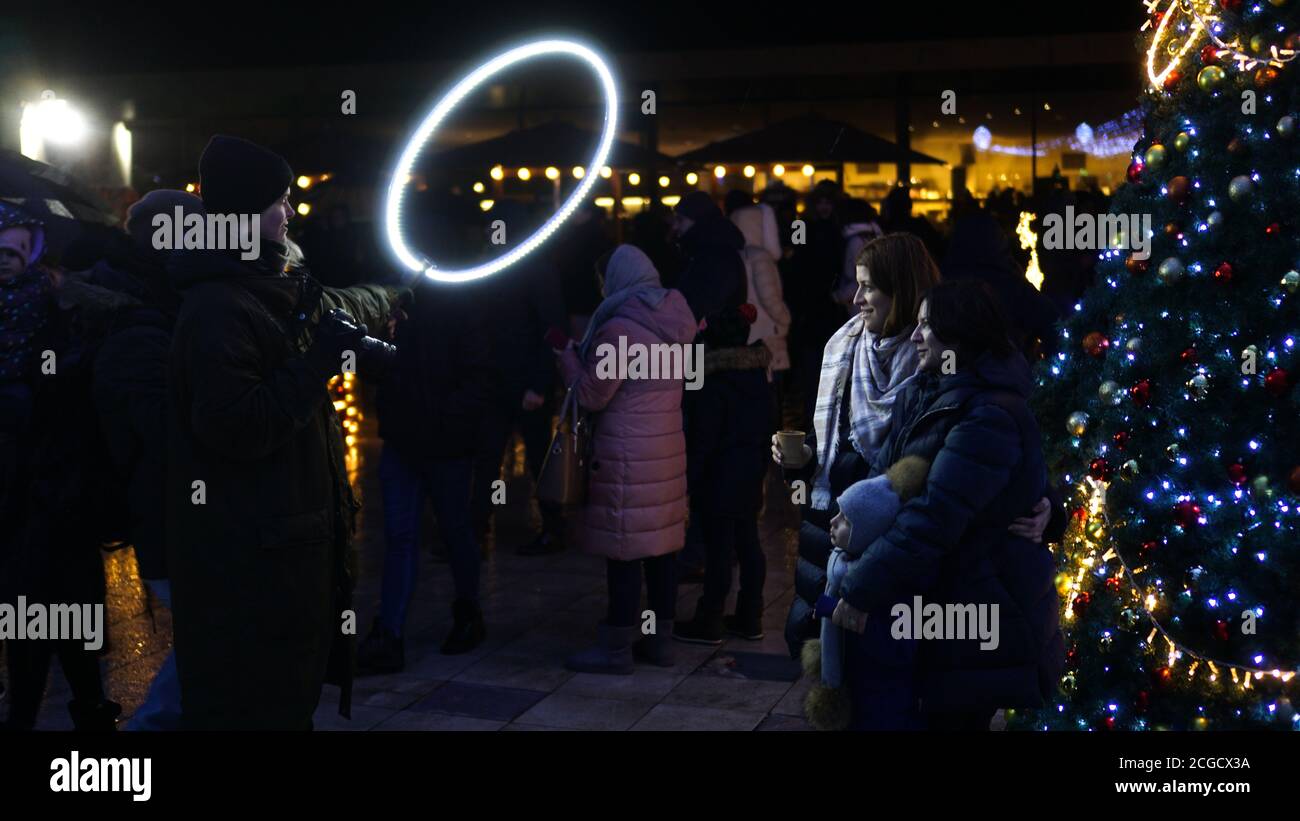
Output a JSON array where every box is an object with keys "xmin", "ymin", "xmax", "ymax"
[
  {"xmin": 90, "ymin": 253, "xmax": 180, "ymax": 582},
  {"xmin": 785, "ymin": 217, "xmax": 843, "ymax": 352},
  {"xmin": 839, "ymin": 352, "xmax": 1065, "ymax": 714},
  {"xmin": 376, "ymin": 280, "xmax": 498, "ymax": 460},
  {"xmin": 165, "ymin": 243, "xmax": 395, "ymax": 730},
  {"xmin": 675, "ymin": 214, "xmax": 748, "ymax": 326},
  {"xmin": 0, "ymin": 300, "xmax": 108, "ymax": 609},
  {"xmin": 683, "ymin": 344, "xmax": 773, "ymax": 518},
  {"xmin": 465, "ymin": 257, "xmax": 564, "ymax": 408}
]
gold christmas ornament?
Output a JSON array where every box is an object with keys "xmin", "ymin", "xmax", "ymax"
[
  {"xmin": 1282, "ymin": 270, "xmax": 1300, "ymax": 294},
  {"xmin": 1157, "ymin": 256, "xmax": 1185, "ymax": 283},
  {"xmin": 1228, "ymin": 175, "xmax": 1255, "ymax": 202},
  {"xmin": 1067, "ymin": 411, "xmax": 1090, "ymax": 437},
  {"xmin": 1173, "ymin": 130, "xmax": 1191, "ymax": 151},
  {"xmin": 1126, "ymin": 337, "xmax": 1143, "ymax": 353},
  {"xmin": 1099, "ymin": 379, "xmax": 1123, "ymax": 405},
  {"xmin": 1196, "ymin": 65, "xmax": 1226, "ymax": 92},
  {"xmin": 1144, "ymin": 143, "xmax": 1168, "ymax": 169},
  {"xmin": 1278, "ymin": 115, "xmax": 1296, "ymax": 139}
]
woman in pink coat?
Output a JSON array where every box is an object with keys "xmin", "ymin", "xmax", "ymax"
[{"xmin": 557, "ymin": 244, "xmax": 699, "ymax": 675}]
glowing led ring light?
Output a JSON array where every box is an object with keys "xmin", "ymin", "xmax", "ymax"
[{"xmin": 385, "ymin": 40, "xmax": 619, "ymax": 283}]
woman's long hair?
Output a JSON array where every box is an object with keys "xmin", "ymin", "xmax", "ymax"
[{"xmin": 854, "ymin": 232, "xmax": 940, "ymax": 337}]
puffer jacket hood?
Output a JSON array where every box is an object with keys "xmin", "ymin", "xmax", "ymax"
[
  {"xmin": 730, "ymin": 206, "xmax": 767, "ymax": 253},
  {"xmin": 615, "ymin": 286, "xmax": 698, "ymax": 347}
]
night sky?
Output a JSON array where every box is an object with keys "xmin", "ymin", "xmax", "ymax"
[{"xmin": 10, "ymin": 0, "xmax": 1147, "ymax": 75}]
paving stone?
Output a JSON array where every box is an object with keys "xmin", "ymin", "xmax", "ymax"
[
  {"xmin": 374, "ymin": 712, "xmax": 505, "ymax": 731},
  {"xmin": 630, "ymin": 704, "xmax": 765, "ymax": 731},
  {"xmin": 663, "ymin": 675, "xmax": 792, "ymax": 713},
  {"xmin": 516, "ymin": 692, "xmax": 654, "ymax": 731},
  {"xmin": 408, "ymin": 681, "xmax": 548, "ymax": 721}
]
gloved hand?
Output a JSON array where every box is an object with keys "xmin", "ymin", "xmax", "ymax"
[{"xmin": 304, "ymin": 309, "xmax": 367, "ymax": 380}]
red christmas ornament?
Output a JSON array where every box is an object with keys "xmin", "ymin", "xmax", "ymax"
[
  {"xmin": 1066, "ymin": 645, "xmax": 1079, "ymax": 665},
  {"xmin": 1287, "ymin": 32, "xmax": 1300, "ymax": 52},
  {"xmin": 1073, "ymin": 592, "xmax": 1091, "ymax": 611},
  {"xmin": 1227, "ymin": 136, "xmax": 1247, "ymax": 155},
  {"xmin": 1164, "ymin": 220, "xmax": 1182, "ymax": 237},
  {"xmin": 1136, "ymin": 690, "xmax": 1150, "ymax": 711},
  {"xmin": 1130, "ymin": 379, "xmax": 1152, "ymax": 405},
  {"xmin": 1089, "ymin": 458, "xmax": 1111, "ymax": 481},
  {"xmin": 1162, "ymin": 68, "xmax": 1183, "ymax": 91},
  {"xmin": 1105, "ymin": 576, "xmax": 1122, "ymax": 592},
  {"xmin": 1227, "ymin": 462, "xmax": 1249, "ymax": 485},
  {"xmin": 1179, "ymin": 347, "xmax": 1198, "ymax": 364},
  {"xmin": 1126, "ymin": 159, "xmax": 1144, "ymax": 183},
  {"xmin": 1173, "ymin": 500, "xmax": 1202, "ymax": 527},
  {"xmin": 1255, "ymin": 67, "xmax": 1280, "ymax": 89},
  {"xmin": 1265, "ymin": 222, "xmax": 1281, "ymax": 237},
  {"xmin": 1220, "ymin": 0, "xmax": 1242, "ymax": 11},
  {"xmin": 1288, "ymin": 466, "xmax": 1300, "ymax": 494},
  {"xmin": 1214, "ymin": 620, "xmax": 1231, "ymax": 641},
  {"xmin": 1167, "ymin": 175, "xmax": 1191, "ymax": 205},
  {"xmin": 1070, "ymin": 506, "xmax": 1088, "ymax": 523},
  {"xmin": 1104, "ymin": 715, "xmax": 1117, "ymax": 730},
  {"xmin": 1265, "ymin": 367, "xmax": 1291, "ymax": 397},
  {"xmin": 1125, "ymin": 255, "xmax": 1149, "ymax": 275},
  {"xmin": 1082, "ymin": 331, "xmax": 1110, "ymax": 357},
  {"xmin": 1113, "ymin": 430, "xmax": 1131, "ymax": 450},
  {"xmin": 1140, "ymin": 540, "xmax": 1158, "ymax": 553},
  {"xmin": 1200, "ymin": 44, "xmax": 1220, "ymax": 64},
  {"xmin": 1213, "ymin": 263, "xmax": 1234, "ymax": 284}
]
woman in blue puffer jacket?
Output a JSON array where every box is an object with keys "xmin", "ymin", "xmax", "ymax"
[{"xmin": 831, "ymin": 279, "xmax": 1065, "ymax": 730}]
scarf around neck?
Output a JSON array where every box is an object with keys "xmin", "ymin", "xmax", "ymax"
[{"xmin": 810, "ymin": 315, "xmax": 919, "ymax": 509}]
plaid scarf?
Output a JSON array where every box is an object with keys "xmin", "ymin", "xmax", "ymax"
[{"xmin": 810, "ymin": 315, "xmax": 919, "ymax": 510}]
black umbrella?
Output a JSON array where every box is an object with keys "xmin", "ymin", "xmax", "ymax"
[
  {"xmin": 0, "ymin": 149, "xmax": 120, "ymax": 255},
  {"xmin": 675, "ymin": 113, "xmax": 947, "ymax": 166}
]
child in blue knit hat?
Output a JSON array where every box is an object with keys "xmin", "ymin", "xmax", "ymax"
[{"xmin": 802, "ymin": 454, "xmax": 929, "ymax": 730}]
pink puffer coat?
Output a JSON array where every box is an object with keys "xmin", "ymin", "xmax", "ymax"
[{"xmin": 558, "ymin": 289, "xmax": 699, "ymax": 561}]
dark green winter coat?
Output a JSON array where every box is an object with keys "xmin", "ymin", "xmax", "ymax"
[{"xmin": 165, "ymin": 245, "xmax": 395, "ymax": 730}]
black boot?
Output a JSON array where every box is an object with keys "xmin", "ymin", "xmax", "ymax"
[
  {"xmin": 441, "ymin": 599, "xmax": 486, "ymax": 655},
  {"xmin": 633, "ymin": 620, "xmax": 676, "ymax": 667},
  {"xmin": 68, "ymin": 699, "xmax": 122, "ymax": 732},
  {"xmin": 725, "ymin": 592, "xmax": 765, "ymax": 640},
  {"xmin": 672, "ymin": 600, "xmax": 725, "ymax": 646},
  {"xmin": 515, "ymin": 531, "xmax": 564, "ymax": 556},
  {"xmin": 357, "ymin": 619, "xmax": 405, "ymax": 675}
]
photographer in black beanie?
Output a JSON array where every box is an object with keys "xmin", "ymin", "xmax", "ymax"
[{"xmin": 165, "ymin": 134, "xmax": 404, "ymax": 729}]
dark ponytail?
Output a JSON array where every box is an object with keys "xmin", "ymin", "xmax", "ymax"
[{"xmin": 922, "ymin": 279, "xmax": 1014, "ymax": 363}]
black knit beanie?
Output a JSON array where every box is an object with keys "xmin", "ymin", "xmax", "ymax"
[
  {"xmin": 198, "ymin": 135, "xmax": 294, "ymax": 215},
  {"xmin": 676, "ymin": 190, "xmax": 720, "ymax": 223}
]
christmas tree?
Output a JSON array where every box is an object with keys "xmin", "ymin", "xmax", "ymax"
[{"xmin": 1013, "ymin": 0, "xmax": 1300, "ymax": 730}]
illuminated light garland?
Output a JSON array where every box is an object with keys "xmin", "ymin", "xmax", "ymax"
[
  {"xmin": 1142, "ymin": 0, "xmax": 1297, "ymax": 90},
  {"xmin": 1061, "ymin": 478, "xmax": 1299, "ymax": 692},
  {"xmin": 978, "ymin": 109, "xmax": 1144, "ymax": 158},
  {"xmin": 384, "ymin": 39, "xmax": 619, "ymax": 283}
]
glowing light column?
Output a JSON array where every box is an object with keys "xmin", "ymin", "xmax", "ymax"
[{"xmin": 385, "ymin": 39, "xmax": 619, "ymax": 283}]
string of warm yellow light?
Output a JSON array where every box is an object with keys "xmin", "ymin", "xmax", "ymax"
[
  {"xmin": 1058, "ymin": 477, "xmax": 1298, "ymax": 693},
  {"xmin": 1016, "ymin": 211, "xmax": 1044, "ymax": 291},
  {"xmin": 1142, "ymin": 0, "xmax": 1298, "ymax": 90},
  {"xmin": 329, "ymin": 371, "xmax": 361, "ymax": 470}
]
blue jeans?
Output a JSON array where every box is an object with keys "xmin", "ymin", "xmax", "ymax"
[
  {"xmin": 125, "ymin": 580, "xmax": 182, "ymax": 731},
  {"xmin": 378, "ymin": 446, "xmax": 478, "ymax": 636}
]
